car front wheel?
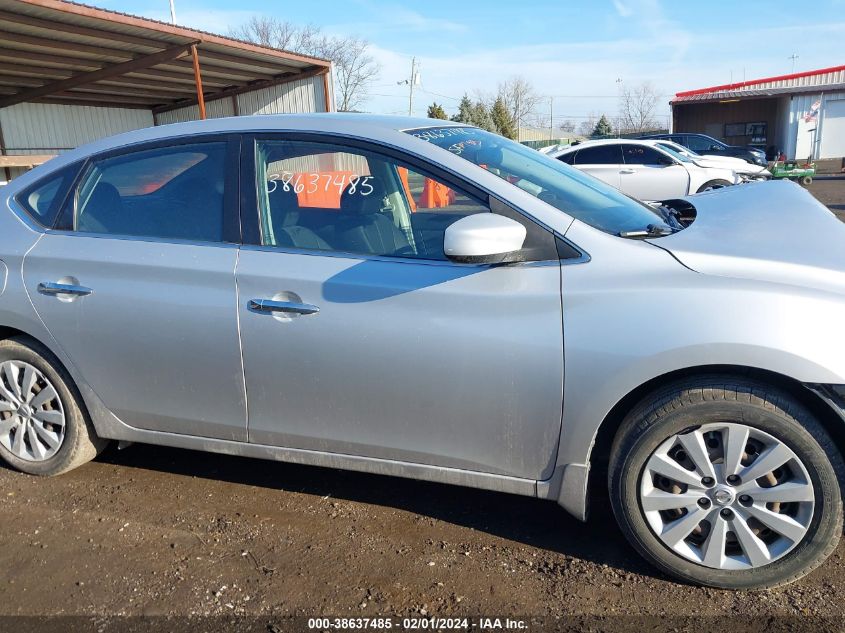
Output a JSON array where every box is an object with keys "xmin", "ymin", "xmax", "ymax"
[
  {"xmin": 696, "ymin": 179, "xmax": 733, "ymax": 193},
  {"xmin": 609, "ymin": 376, "xmax": 843, "ymax": 589}
]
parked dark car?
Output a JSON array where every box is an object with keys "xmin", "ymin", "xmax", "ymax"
[{"xmin": 638, "ymin": 133, "xmax": 768, "ymax": 167}]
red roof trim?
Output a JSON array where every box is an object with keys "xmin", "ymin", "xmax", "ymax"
[{"xmin": 675, "ymin": 64, "xmax": 845, "ymax": 98}]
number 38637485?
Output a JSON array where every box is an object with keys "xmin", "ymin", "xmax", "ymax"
[{"xmin": 267, "ymin": 172, "xmax": 375, "ymax": 196}]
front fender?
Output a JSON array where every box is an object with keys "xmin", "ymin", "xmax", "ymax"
[{"xmin": 552, "ymin": 222, "xmax": 845, "ymax": 517}]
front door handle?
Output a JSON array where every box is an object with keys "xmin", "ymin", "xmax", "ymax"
[
  {"xmin": 249, "ymin": 299, "xmax": 320, "ymax": 315},
  {"xmin": 38, "ymin": 282, "xmax": 93, "ymax": 297},
  {"xmin": 619, "ymin": 168, "xmax": 636, "ymax": 174}
]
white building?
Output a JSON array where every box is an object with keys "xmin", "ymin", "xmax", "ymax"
[{"xmin": 671, "ymin": 64, "xmax": 845, "ymax": 163}]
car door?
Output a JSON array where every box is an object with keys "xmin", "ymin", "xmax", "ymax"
[
  {"xmin": 22, "ymin": 137, "xmax": 247, "ymax": 441},
  {"xmin": 619, "ymin": 144, "xmax": 690, "ymax": 200},
  {"xmin": 570, "ymin": 144, "xmax": 623, "ymax": 190},
  {"xmin": 235, "ymin": 135, "xmax": 564, "ymax": 480},
  {"xmin": 684, "ymin": 134, "xmax": 726, "ymax": 157}
]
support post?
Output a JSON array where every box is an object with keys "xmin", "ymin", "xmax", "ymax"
[
  {"xmin": 191, "ymin": 44, "xmax": 206, "ymax": 120},
  {"xmin": 322, "ymin": 70, "xmax": 332, "ymax": 112},
  {"xmin": 0, "ymin": 119, "xmax": 10, "ymax": 182}
]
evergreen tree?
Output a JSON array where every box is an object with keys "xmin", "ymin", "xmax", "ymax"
[
  {"xmin": 427, "ymin": 102, "xmax": 448, "ymax": 120},
  {"xmin": 490, "ymin": 96, "xmax": 517, "ymax": 139},
  {"xmin": 451, "ymin": 95, "xmax": 475, "ymax": 124},
  {"xmin": 592, "ymin": 114, "xmax": 613, "ymax": 137},
  {"xmin": 471, "ymin": 101, "xmax": 496, "ymax": 132}
]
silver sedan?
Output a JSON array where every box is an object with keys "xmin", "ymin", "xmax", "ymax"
[{"xmin": 1, "ymin": 114, "xmax": 843, "ymax": 589}]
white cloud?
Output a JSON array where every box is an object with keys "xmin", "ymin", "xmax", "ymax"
[
  {"xmin": 612, "ymin": 0, "xmax": 634, "ymax": 17},
  {"xmin": 141, "ymin": 7, "xmax": 258, "ymax": 34},
  {"xmin": 322, "ymin": 2, "xmax": 466, "ymax": 39},
  {"xmin": 360, "ymin": 18, "xmax": 845, "ymax": 121}
]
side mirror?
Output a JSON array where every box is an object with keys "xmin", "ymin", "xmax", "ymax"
[
  {"xmin": 657, "ymin": 155, "xmax": 676, "ymax": 166},
  {"xmin": 444, "ymin": 214, "xmax": 527, "ymax": 264}
]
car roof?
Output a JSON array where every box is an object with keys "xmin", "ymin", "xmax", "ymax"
[
  {"xmin": 556, "ymin": 138, "xmax": 666, "ymax": 154},
  {"xmin": 6, "ymin": 114, "xmax": 471, "ymax": 190},
  {"xmin": 163, "ymin": 112, "xmax": 463, "ymax": 136}
]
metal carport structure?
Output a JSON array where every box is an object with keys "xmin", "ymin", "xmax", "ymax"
[{"xmin": 0, "ymin": 0, "xmax": 333, "ymax": 179}]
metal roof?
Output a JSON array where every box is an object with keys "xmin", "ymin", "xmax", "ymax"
[
  {"xmin": 0, "ymin": 0, "xmax": 331, "ymax": 113},
  {"xmin": 672, "ymin": 64, "xmax": 845, "ymax": 104}
]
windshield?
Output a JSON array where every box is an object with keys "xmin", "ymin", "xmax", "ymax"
[
  {"xmin": 701, "ymin": 135, "xmax": 728, "ymax": 149},
  {"xmin": 655, "ymin": 143, "xmax": 693, "ymax": 163},
  {"xmin": 405, "ymin": 126, "xmax": 673, "ymax": 236},
  {"xmin": 658, "ymin": 141, "xmax": 699, "ymax": 159}
]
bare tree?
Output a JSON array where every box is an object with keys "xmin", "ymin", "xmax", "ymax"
[
  {"xmin": 498, "ymin": 76, "xmax": 542, "ymax": 130},
  {"xmin": 330, "ymin": 37, "xmax": 379, "ymax": 111},
  {"xmin": 558, "ymin": 119, "xmax": 576, "ymax": 133},
  {"xmin": 229, "ymin": 17, "xmax": 380, "ymax": 112},
  {"xmin": 229, "ymin": 16, "xmax": 323, "ymax": 52},
  {"xmin": 577, "ymin": 113, "xmax": 598, "ymax": 136},
  {"xmin": 617, "ymin": 82, "xmax": 661, "ymax": 133}
]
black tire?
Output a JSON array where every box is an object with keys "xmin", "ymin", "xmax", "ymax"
[
  {"xmin": 609, "ymin": 375, "xmax": 843, "ymax": 589},
  {"xmin": 0, "ymin": 336, "xmax": 107, "ymax": 476},
  {"xmin": 695, "ymin": 179, "xmax": 733, "ymax": 193},
  {"xmin": 801, "ymin": 176, "xmax": 813, "ymax": 186}
]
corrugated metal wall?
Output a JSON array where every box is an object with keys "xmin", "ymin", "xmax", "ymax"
[
  {"xmin": 1, "ymin": 74, "xmax": 329, "ymax": 181},
  {"xmin": 673, "ymin": 99, "xmax": 780, "ymax": 147},
  {"xmin": 154, "ymin": 95, "xmax": 235, "ymax": 126},
  {"xmin": 728, "ymin": 67, "xmax": 845, "ymax": 93},
  {"xmin": 0, "ymin": 102, "xmax": 153, "ymax": 154},
  {"xmin": 787, "ymin": 91, "xmax": 845, "ymax": 160},
  {"xmin": 237, "ymin": 75, "xmax": 326, "ymax": 115},
  {"xmin": 154, "ymin": 74, "xmax": 328, "ymax": 125},
  {"xmin": 0, "ymin": 102, "xmax": 153, "ymax": 180}
]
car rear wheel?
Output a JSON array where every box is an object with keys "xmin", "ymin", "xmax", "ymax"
[
  {"xmin": 696, "ymin": 179, "xmax": 733, "ymax": 193},
  {"xmin": 0, "ymin": 336, "xmax": 107, "ymax": 476},
  {"xmin": 609, "ymin": 376, "xmax": 843, "ymax": 589}
]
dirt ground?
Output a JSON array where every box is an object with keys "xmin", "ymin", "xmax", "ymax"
[
  {"xmin": 811, "ymin": 176, "xmax": 845, "ymax": 221},
  {"xmin": 1, "ymin": 178, "xmax": 844, "ymax": 633}
]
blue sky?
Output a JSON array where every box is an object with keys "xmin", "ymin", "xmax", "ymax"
[{"xmin": 93, "ymin": 0, "xmax": 844, "ymax": 125}]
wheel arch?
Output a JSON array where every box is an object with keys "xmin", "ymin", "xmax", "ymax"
[
  {"xmin": 585, "ymin": 364, "xmax": 845, "ymax": 516},
  {"xmin": 0, "ymin": 324, "xmax": 114, "ymax": 439},
  {"xmin": 0, "ymin": 325, "xmax": 74, "ymax": 363}
]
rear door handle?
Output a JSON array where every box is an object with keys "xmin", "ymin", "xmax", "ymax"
[
  {"xmin": 619, "ymin": 168, "xmax": 636, "ymax": 174},
  {"xmin": 37, "ymin": 282, "xmax": 93, "ymax": 297},
  {"xmin": 249, "ymin": 299, "xmax": 320, "ymax": 315}
]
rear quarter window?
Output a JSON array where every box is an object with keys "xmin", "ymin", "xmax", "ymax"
[{"xmin": 15, "ymin": 163, "xmax": 80, "ymax": 228}]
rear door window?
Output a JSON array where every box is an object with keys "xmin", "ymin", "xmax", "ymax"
[
  {"xmin": 60, "ymin": 142, "xmax": 229, "ymax": 242},
  {"xmin": 621, "ymin": 144, "xmax": 666, "ymax": 166},
  {"xmin": 572, "ymin": 144, "xmax": 622, "ymax": 165}
]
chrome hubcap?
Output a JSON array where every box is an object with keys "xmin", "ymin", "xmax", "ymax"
[
  {"xmin": 711, "ymin": 485, "xmax": 735, "ymax": 506},
  {"xmin": 0, "ymin": 360, "xmax": 65, "ymax": 462},
  {"xmin": 639, "ymin": 422, "xmax": 814, "ymax": 570}
]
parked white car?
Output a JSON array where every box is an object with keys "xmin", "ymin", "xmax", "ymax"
[
  {"xmin": 554, "ymin": 139, "xmax": 740, "ymax": 201},
  {"xmin": 650, "ymin": 139, "xmax": 771, "ymax": 181}
]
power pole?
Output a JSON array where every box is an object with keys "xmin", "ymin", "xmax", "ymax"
[
  {"xmin": 398, "ymin": 57, "xmax": 419, "ymax": 116},
  {"xmin": 549, "ymin": 96, "xmax": 554, "ymax": 142},
  {"xmin": 789, "ymin": 53, "xmax": 799, "ymax": 73},
  {"xmin": 408, "ymin": 57, "xmax": 417, "ymax": 116},
  {"xmin": 168, "ymin": 0, "xmax": 176, "ymax": 23}
]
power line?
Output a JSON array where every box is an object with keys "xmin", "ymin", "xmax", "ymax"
[{"xmin": 418, "ymin": 86, "xmax": 460, "ymax": 101}]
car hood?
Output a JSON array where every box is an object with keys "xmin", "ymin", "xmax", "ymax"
[
  {"xmin": 691, "ymin": 155, "xmax": 769, "ymax": 176},
  {"xmin": 649, "ymin": 180, "xmax": 845, "ymax": 295}
]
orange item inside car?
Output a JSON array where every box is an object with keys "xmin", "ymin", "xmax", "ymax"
[
  {"xmin": 292, "ymin": 171, "xmax": 358, "ymax": 209},
  {"xmin": 418, "ymin": 177, "xmax": 454, "ymax": 209}
]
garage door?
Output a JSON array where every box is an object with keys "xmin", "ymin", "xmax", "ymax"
[{"xmin": 820, "ymin": 99, "xmax": 845, "ymax": 159}]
